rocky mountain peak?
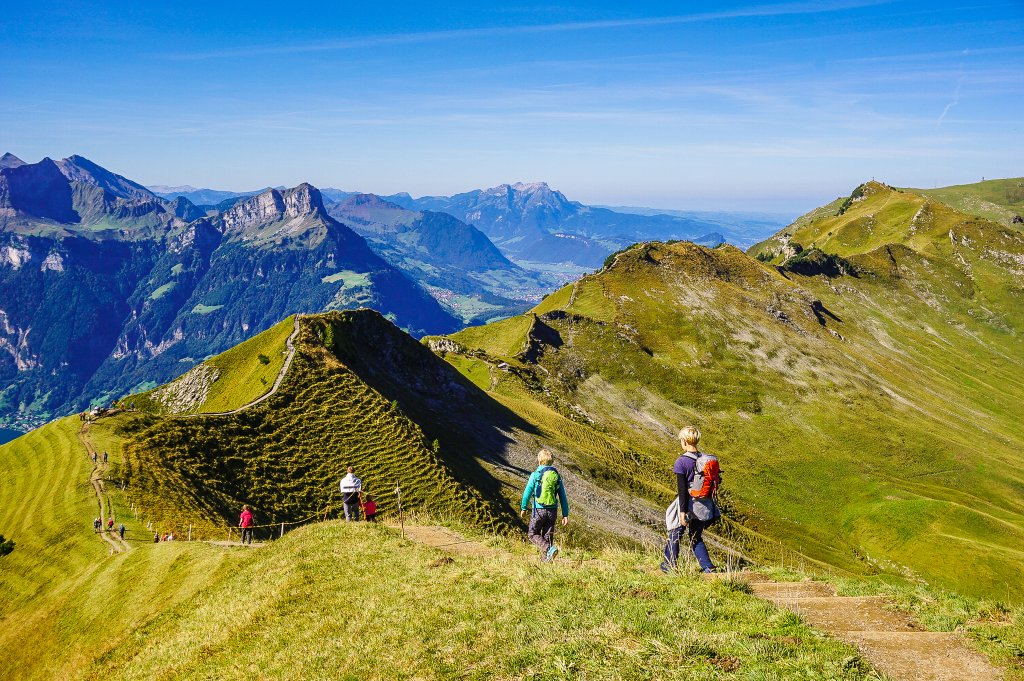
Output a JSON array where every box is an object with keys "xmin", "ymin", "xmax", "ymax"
[
  {"xmin": 0, "ymin": 153, "xmax": 26, "ymax": 169},
  {"xmin": 56, "ymin": 155, "xmax": 155, "ymax": 200},
  {"xmin": 0, "ymin": 157, "xmax": 78, "ymax": 222},
  {"xmin": 220, "ymin": 183, "xmax": 327, "ymax": 235},
  {"xmin": 281, "ymin": 183, "xmax": 325, "ymax": 217}
]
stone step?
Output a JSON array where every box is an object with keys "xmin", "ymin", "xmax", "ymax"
[
  {"xmin": 761, "ymin": 594, "xmax": 920, "ymax": 632},
  {"xmin": 748, "ymin": 580, "xmax": 835, "ymax": 598},
  {"xmin": 843, "ymin": 631, "xmax": 1001, "ymax": 681}
]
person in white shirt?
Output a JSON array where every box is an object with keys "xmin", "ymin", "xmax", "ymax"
[{"xmin": 339, "ymin": 467, "xmax": 363, "ymax": 521}]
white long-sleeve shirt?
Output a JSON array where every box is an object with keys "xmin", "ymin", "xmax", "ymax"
[{"xmin": 339, "ymin": 473, "xmax": 362, "ymax": 501}]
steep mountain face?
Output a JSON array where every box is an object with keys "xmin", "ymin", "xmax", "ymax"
[
  {"xmin": 0, "ymin": 157, "xmax": 79, "ymax": 224},
  {"xmin": 0, "ymin": 153, "xmax": 26, "ymax": 169},
  {"xmin": 402, "ymin": 182, "xmax": 726, "ymax": 267},
  {"xmin": 328, "ymin": 194, "xmax": 551, "ymax": 323},
  {"xmin": 0, "ymin": 157, "xmax": 460, "ymax": 428},
  {"xmin": 435, "ymin": 180, "xmax": 1024, "ymax": 600}
]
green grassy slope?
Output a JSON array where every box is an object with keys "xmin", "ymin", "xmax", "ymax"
[
  {"xmin": 908, "ymin": 177, "xmax": 1024, "ymax": 226},
  {"xmin": 118, "ymin": 311, "xmax": 516, "ymax": 541},
  {"xmin": 0, "ymin": 413, "xmax": 875, "ymax": 681},
  {"xmin": 121, "ymin": 315, "xmax": 295, "ymax": 415},
  {"xmin": 0, "ymin": 417, "xmax": 244, "ymax": 680},
  {"xmin": 85, "ymin": 522, "xmax": 877, "ymax": 681},
  {"xmin": 440, "ymin": 190, "xmax": 1024, "ymax": 602}
]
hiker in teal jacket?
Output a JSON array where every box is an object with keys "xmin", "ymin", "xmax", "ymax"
[{"xmin": 520, "ymin": 449, "xmax": 569, "ymax": 561}]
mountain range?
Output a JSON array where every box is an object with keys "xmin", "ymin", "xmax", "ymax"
[
  {"xmin": 152, "ymin": 180, "xmax": 790, "ymax": 269},
  {"xmin": 327, "ymin": 193, "xmax": 550, "ymax": 323},
  {"xmin": 72, "ymin": 173, "xmax": 1024, "ymax": 600},
  {"xmin": 0, "ymin": 154, "xmax": 461, "ymax": 428}
]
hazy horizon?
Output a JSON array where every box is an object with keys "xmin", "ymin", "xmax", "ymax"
[{"xmin": 3, "ymin": 0, "xmax": 1021, "ymax": 214}]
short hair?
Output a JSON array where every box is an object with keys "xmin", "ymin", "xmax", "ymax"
[
  {"xmin": 242, "ymin": 504, "xmax": 250, "ymax": 511},
  {"xmin": 347, "ymin": 466, "xmax": 354, "ymax": 473},
  {"xmin": 537, "ymin": 449, "xmax": 553, "ymax": 465},
  {"xmin": 679, "ymin": 426, "xmax": 701, "ymax": 447}
]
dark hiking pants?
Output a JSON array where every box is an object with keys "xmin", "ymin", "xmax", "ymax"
[
  {"xmin": 241, "ymin": 528, "xmax": 253, "ymax": 544},
  {"xmin": 528, "ymin": 508, "xmax": 557, "ymax": 554},
  {"xmin": 661, "ymin": 518, "xmax": 715, "ymax": 572}
]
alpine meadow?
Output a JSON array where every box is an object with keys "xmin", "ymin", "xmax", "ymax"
[{"xmin": 3, "ymin": 2, "xmax": 1024, "ymax": 679}]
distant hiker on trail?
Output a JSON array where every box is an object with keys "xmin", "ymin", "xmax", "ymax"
[
  {"xmin": 363, "ymin": 496, "xmax": 377, "ymax": 522},
  {"xmin": 153, "ymin": 533, "xmax": 159, "ymax": 543},
  {"xmin": 520, "ymin": 449, "xmax": 569, "ymax": 562},
  {"xmin": 91, "ymin": 452, "xmax": 97, "ymax": 463},
  {"xmin": 239, "ymin": 505, "xmax": 254, "ymax": 544},
  {"xmin": 103, "ymin": 451, "xmax": 108, "ymax": 464},
  {"xmin": 119, "ymin": 523, "xmax": 126, "ymax": 540},
  {"xmin": 93, "ymin": 518, "xmax": 101, "ymax": 532},
  {"xmin": 340, "ymin": 467, "xmax": 363, "ymax": 522},
  {"xmin": 661, "ymin": 426, "xmax": 720, "ymax": 574},
  {"xmin": 107, "ymin": 517, "xmax": 114, "ymax": 531}
]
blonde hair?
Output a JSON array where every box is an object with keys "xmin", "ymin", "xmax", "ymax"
[
  {"xmin": 537, "ymin": 449, "xmax": 553, "ymax": 465},
  {"xmin": 679, "ymin": 426, "xmax": 701, "ymax": 448}
]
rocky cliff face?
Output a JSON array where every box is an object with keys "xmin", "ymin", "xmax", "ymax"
[{"xmin": 221, "ymin": 184, "xmax": 326, "ymax": 237}]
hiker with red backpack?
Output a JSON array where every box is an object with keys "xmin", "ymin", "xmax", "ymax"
[
  {"xmin": 520, "ymin": 449, "xmax": 570, "ymax": 561},
  {"xmin": 661, "ymin": 425, "xmax": 720, "ymax": 574}
]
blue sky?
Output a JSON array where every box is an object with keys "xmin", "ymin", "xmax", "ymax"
[{"xmin": 1, "ymin": 1, "xmax": 1021, "ymax": 212}]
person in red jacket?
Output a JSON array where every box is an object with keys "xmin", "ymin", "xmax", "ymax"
[
  {"xmin": 363, "ymin": 496, "xmax": 378, "ymax": 522},
  {"xmin": 239, "ymin": 504, "xmax": 254, "ymax": 544}
]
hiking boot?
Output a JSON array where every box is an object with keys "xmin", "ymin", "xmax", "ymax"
[
  {"xmin": 546, "ymin": 546, "xmax": 559, "ymax": 561},
  {"xmin": 659, "ymin": 561, "xmax": 671, "ymax": 574},
  {"xmin": 703, "ymin": 567, "xmax": 718, "ymax": 574}
]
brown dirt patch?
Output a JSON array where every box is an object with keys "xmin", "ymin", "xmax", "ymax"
[{"xmin": 398, "ymin": 525, "xmax": 499, "ymax": 558}]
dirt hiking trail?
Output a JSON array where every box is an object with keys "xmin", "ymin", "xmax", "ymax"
[
  {"xmin": 395, "ymin": 524, "xmax": 500, "ymax": 558},
  {"xmin": 742, "ymin": 575, "xmax": 1002, "ymax": 681},
  {"xmin": 78, "ymin": 423, "xmax": 129, "ymax": 553}
]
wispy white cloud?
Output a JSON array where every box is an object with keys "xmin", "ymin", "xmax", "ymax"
[
  {"xmin": 937, "ymin": 54, "xmax": 968, "ymax": 127},
  {"xmin": 167, "ymin": 0, "xmax": 887, "ymax": 60}
]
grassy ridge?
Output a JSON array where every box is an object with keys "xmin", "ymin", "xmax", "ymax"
[
  {"xmin": 118, "ymin": 312, "xmax": 513, "ymax": 541},
  {"xmin": 908, "ymin": 177, "xmax": 1024, "ymax": 226},
  {"xmin": 84, "ymin": 521, "xmax": 876, "ymax": 681},
  {"xmin": 121, "ymin": 315, "xmax": 294, "ymax": 415},
  {"xmin": 443, "ymin": 217, "xmax": 1024, "ymax": 601}
]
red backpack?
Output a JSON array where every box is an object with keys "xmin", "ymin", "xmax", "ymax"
[{"xmin": 684, "ymin": 452, "xmax": 721, "ymax": 499}]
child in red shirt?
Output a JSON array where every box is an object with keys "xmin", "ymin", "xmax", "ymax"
[{"xmin": 363, "ymin": 497, "xmax": 378, "ymax": 522}]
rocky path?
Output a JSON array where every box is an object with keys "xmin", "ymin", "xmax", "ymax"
[
  {"xmin": 743, "ymin": 576, "xmax": 1001, "ymax": 681},
  {"xmin": 78, "ymin": 423, "xmax": 129, "ymax": 553}
]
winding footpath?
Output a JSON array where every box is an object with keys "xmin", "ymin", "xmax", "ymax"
[
  {"xmin": 78, "ymin": 422, "xmax": 130, "ymax": 554},
  {"xmin": 180, "ymin": 314, "xmax": 302, "ymax": 418}
]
